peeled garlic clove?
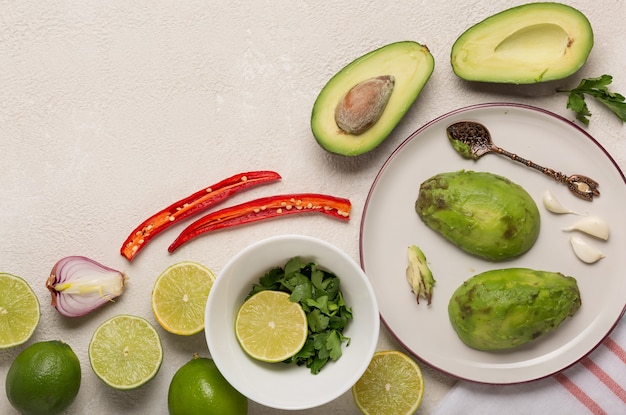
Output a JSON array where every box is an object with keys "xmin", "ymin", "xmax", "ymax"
[
  {"xmin": 542, "ymin": 189, "xmax": 578, "ymax": 214},
  {"xmin": 570, "ymin": 235, "xmax": 605, "ymax": 264},
  {"xmin": 563, "ymin": 215, "xmax": 610, "ymax": 240}
]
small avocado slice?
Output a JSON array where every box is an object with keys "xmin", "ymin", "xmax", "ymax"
[
  {"xmin": 311, "ymin": 41, "xmax": 434, "ymax": 156},
  {"xmin": 451, "ymin": 3, "xmax": 593, "ymax": 84}
]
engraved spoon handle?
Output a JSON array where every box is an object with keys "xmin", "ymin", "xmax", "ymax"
[
  {"xmin": 493, "ymin": 145, "xmax": 600, "ymax": 201},
  {"xmin": 492, "ymin": 145, "xmax": 568, "ymax": 182}
]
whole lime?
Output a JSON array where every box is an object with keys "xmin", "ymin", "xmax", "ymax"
[
  {"xmin": 168, "ymin": 355, "xmax": 248, "ymax": 415},
  {"xmin": 5, "ymin": 340, "xmax": 81, "ymax": 415}
]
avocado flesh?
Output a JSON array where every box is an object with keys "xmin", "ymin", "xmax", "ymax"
[
  {"xmin": 448, "ymin": 268, "xmax": 581, "ymax": 351},
  {"xmin": 312, "ymin": 41, "xmax": 434, "ymax": 156},
  {"xmin": 416, "ymin": 170, "xmax": 540, "ymax": 261},
  {"xmin": 451, "ymin": 3, "xmax": 593, "ymax": 84}
]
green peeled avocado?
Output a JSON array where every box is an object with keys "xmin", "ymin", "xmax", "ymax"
[
  {"xmin": 448, "ymin": 268, "xmax": 581, "ymax": 351},
  {"xmin": 451, "ymin": 2, "xmax": 593, "ymax": 84},
  {"xmin": 416, "ymin": 170, "xmax": 540, "ymax": 261}
]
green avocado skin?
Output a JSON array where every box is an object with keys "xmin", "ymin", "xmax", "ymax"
[
  {"xmin": 416, "ymin": 170, "xmax": 540, "ymax": 261},
  {"xmin": 448, "ymin": 268, "xmax": 581, "ymax": 351}
]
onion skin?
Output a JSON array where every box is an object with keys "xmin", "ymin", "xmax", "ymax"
[{"xmin": 46, "ymin": 256, "xmax": 127, "ymax": 318}]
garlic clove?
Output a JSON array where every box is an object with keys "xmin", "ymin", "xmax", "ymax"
[
  {"xmin": 563, "ymin": 215, "xmax": 610, "ymax": 240},
  {"xmin": 570, "ymin": 235, "xmax": 605, "ymax": 264},
  {"xmin": 406, "ymin": 245, "xmax": 436, "ymax": 305},
  {"xmin": 542, "ymin": 189, "xmax": 579, "ymax": 214}
]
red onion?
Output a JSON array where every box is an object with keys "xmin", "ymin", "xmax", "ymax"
[{"xmin": 46, "ymin": 256, "xmax": 127, "ymax": 318}]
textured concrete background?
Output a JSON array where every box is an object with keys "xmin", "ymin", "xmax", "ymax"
[{"xmin": 1, "ymin": 1, "xmax": 624, "ymax": 413}]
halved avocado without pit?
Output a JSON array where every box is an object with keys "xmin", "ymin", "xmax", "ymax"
[
  {"xmin": 451, "ymin": 2, "xmax": 593, "ymax": 84},
  {"xmin": 311, "ymin": 41, "xmax": 434, "ymax": 156}
]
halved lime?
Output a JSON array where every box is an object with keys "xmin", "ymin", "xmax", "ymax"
[
  {"xmin": 88, "ymin": 314, "xmax": 163, "ymax": 390},
  {"xmin": 352, "ymin": 350, "xmax": 425, "ymax": 415},
  {"xmin": 152, "ymin": 261, "xmax": 215, "ymax": 336},
  {"xmin": 0, "ymin": 273, "xmax": 40, "ymax": 349},
  {"xmin": 235, "ymin": 290, "xmax": 308, "ymax": 363}
]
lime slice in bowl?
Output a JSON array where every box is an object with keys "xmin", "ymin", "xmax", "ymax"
[{"xmin": 235, "ymin": 290, "xmax": 308, "ymax": 363}]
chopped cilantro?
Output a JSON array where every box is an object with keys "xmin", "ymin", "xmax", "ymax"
[
  {"xmin": 246, "ymin": 256, "xmax": 353, "ymax": 374},
  {"xmin": 558, "ymin": 74, "xmax": 626, "ymax": 125}
]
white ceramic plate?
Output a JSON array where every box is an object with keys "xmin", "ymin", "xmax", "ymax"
[{"xmin": 360, "ymin": 103, "xmax": 626, "ymax": 384}]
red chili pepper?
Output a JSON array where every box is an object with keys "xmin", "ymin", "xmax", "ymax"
[
  {"xmin": 120, "ymin": 171, "xmax": 281, "ymax": 261},
  {"xmin": 168, "ymin": 193, "xmax": 351, "ymax": 252}
]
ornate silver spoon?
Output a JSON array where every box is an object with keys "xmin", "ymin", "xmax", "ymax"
[{"xmin": 446, "ymin": 121, "xmax": 600, "ymax": 201}]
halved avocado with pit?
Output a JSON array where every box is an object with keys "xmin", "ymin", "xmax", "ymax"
[
  {"xmin": 451, "ymin": 2, "xmax": 593, "ymax": 84},
  {"xmin": 311, "ymin": 41, "xmax": 434, "ymax": 156}
]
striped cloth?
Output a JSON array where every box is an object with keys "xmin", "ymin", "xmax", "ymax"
[{"xmin": 432, "ymin": 315, "xmax": 626, "ymax": 415}]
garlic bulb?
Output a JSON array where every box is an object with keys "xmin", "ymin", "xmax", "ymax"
[
  {"xmin": 570, "ymin": 235, "xmax": 605, "ymax": 264},
  {"xmin": 563, "ymin": 215, "xmax": 610, "ymax": 240},
  {"xmin": 542, "ymin": 190, "xmax": 579, "ymax": 214}
]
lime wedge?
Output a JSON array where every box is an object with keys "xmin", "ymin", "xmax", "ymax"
[
  {"xmin": 0, "ymin": 273, "xmax": 40, "ymax": 349},
  {"xmin": 235, "ymin": 290, "xmax": 308, "ymax": 363},
  {"xmin": 352, "ymin": 350, "xmax": 425, "ymax": 415},
  {"xmin": 152, "ymin": 261, "xmax": 215, "ymax": 336},
  {"xmin": 88, "ymin": 314, "xmax": 163, "ymax": 390}
]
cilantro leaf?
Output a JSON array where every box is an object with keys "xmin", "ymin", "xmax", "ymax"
[
  {"xmin": 288, "ymin": 274, "xmax": 312, "ymax": 303},
  {"xmin": 291, "ymin": 339, "xmax": 314, "ymax": 360},
  {"xmin": 284, "ymin": 256, "xmax": 306, "ymax": 275},
  {"xmin": 326, "ymin": 330, "xmax": 343, "ymax": 361},
  {"xmin": 306, "ymin": 295, "xmax": 330, "ymax": 314},
  {"xmin": 310, "ymin": 267, "xmax": 325, "ymax": 290},
  {"xmin": 259, "ymin": 266, "xmax": 283, "ymax": 287},
  {"xmin": 329, "ymin": 313, "xmax": 349, "ymax": 330},
  {"xmin": 558, "ymin": 74, "xmax": 626, "ymax": 125},
  {"xmin": 308, "ymin": 356, "xmax": 329, "ymax": 374},
  {"xmin": 306, "ymin": 308, "xmax": 329, "ymax": 332}
]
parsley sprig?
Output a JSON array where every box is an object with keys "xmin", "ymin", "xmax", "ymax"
[
  {"xmin": 558, "ymin": 74, "xmax": 626, "ymax": 125},
  {"xmin": 246, "ymin": 256, "xmax": 353, "ymax": 374}
]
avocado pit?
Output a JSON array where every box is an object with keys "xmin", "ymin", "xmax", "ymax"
[{"xmin": 335, "ymin": 75, "xmax": 395, "ymax": 135}]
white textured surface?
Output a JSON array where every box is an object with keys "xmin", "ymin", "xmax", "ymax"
[{"xmin": 1, "ymin": 1, "xmax": 624, "ymax": 414}]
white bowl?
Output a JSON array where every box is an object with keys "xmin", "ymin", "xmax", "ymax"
[{"xmin": 205, "ymin": 234, "xmax": 380, "ymax": 410}]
